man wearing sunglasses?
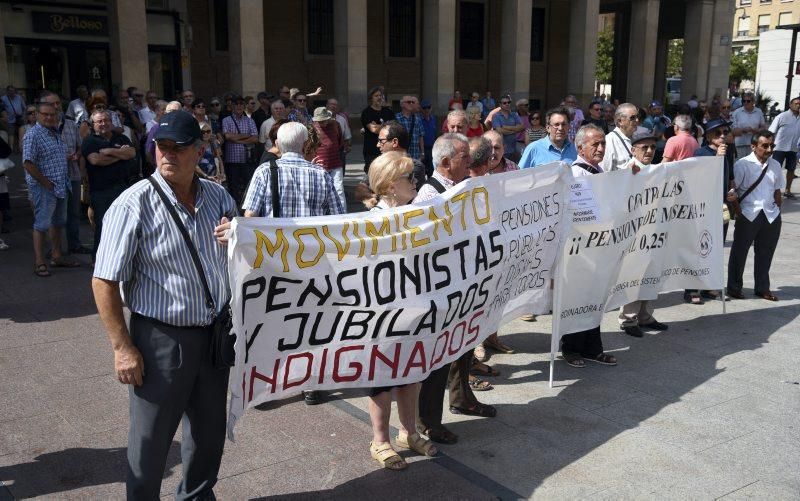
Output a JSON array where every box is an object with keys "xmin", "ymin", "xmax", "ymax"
[
  {"xmin": 377, "ymin": 120, "xmax": 427, "ymax": 190},
  {"xmin": 731, "ymin": 92, "xmax": 766, "ymax": 159},
  {"xmin": 768, "ymin": 97, "xmax": 800, "ymax": 199},
  {"xmin": 727, "ymin": 130, "xmax": 784, "ymax": 302},
  {"xmin": 602, "ymin": 102, "xmax": 640, "ymax": 172}
]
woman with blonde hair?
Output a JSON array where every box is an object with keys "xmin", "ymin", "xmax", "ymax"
[
  {"xmin": 362, "ymin": 151, "xmax": 437, "ymax": 470},
  {"xmin": 466, "ymin": 107, "xmax": 485, "ymax": 138}
]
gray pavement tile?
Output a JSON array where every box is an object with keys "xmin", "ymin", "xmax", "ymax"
[
  {"xmin": 696, "ymin": 427, "xmax": 800, "ymax": 480},
  {"xmin": 0, "ymin": 412, "xmax": 82, "ymax": 457},
  {"xmin": 718, "ymin": 480, "xmax": 800, "ymax": 500},
  {"xmin": 589, "ymin": 393, "xmax": 677, "ymax": 428}
]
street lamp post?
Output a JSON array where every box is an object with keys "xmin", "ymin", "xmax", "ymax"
[{"xmin": 777, "ymin": 24, "xmax": 800, "ymax": 109}]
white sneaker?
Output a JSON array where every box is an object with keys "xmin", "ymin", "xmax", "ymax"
[{"xmin": 0, "ymin": 239, "xmax": 8, "ymax": 250}]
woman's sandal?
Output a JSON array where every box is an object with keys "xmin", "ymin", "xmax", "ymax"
[
  {"xmin": 586, "ymin": 353, "xmax": 617, "ymax": 366},
  {"xmin": 396, "ymin": 432, "xmax": 438, "ymax": 457},
  {"xmin": 563, "ymin": 351, "xmax": 585, "ymax": 368},
  {"xmin": 468, "ymin": 375, "xmax": 493, "ymax": 391},
  {"xmin": 369, "ymin": 441, "xmax": 407, "ymax": 470},
  {"xmin": 474, "ymin": 343, "xmax": 488, "ymax": 362}
]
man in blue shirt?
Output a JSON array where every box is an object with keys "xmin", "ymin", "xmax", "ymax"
[
  {"xmin": 481, "ymin": 90, "xmax": 496, "ymax": 119},
  {"xmin": 420, "ymin": 99, "xmax": 437, "ymax": 176},
  {"xmin": 519, "ymin": 107, "xmax": 578, "ymax": 168},
  {"xmin": 491, "ymin": 96, "xmax": 525, "ymax": 160}
]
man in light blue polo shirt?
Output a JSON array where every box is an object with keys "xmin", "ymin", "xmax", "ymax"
[{"xmin": 519, "ymin": 106, "xmax": 578, "ymax": 168}]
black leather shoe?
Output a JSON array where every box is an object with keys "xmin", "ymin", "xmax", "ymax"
[
  {"xmin": 726, "ymin": 288, "xmax": 745, "ymax": 300},
  {"xmin": 303, "ymin": 390, "xmax": 323, "ymax": 405},
  {"xmin": 642, "ymin": 321, "xmax": 668, "ymax": 331},
  {"xmin": 623, "ymin": 326, "xmax": 643, "ymax": 338}
]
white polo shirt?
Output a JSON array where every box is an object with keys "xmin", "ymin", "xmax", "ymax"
[
  {"xmin": 731, "ymin": 107, "xmax": 765, "ymax": 147},
  {"xmin": 768, "ymin": 109, "xmax": 800, "ymax": 152},
  {"xmin": 733, "ymin": 152, "xmax": 785, "ymax": 223}
]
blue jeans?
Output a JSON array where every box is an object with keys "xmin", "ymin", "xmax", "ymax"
[{"xmin": 29, "ymin": 183, "xmax": 67, "ymax": 232}]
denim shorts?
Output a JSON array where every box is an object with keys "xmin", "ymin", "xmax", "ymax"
[{"xmin": 30, "ymin": 183, "xmax": 67, "ymax": 232}]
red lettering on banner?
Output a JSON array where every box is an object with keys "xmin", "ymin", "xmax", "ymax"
[
  {"xmin": 369, "ymin": 343, "xmax": 401, "ymax": 379},
  {"xmin": 283, "ymin": 352, "xmax": 313, "ymax": 390},
  {"xmin": 249, "ymin": 360, "xmax": 280, "ymax": 401},
  {"xmin": 333, "ymin": 345, "xmax": 364, "ymax": 382},
  {"xmin": 448, "ymin": 321, "xmax": 467, "ymax": 355},
  {"xmin": 318, "ymin": 348, "xmax": 328, "ymax": 384},
  {"xmin": 465, "ymin": 310, "xmax": 484, "ymax": 345},
  {"xmin": 403, "ymin": 341, "xmax": 427, "ymax": 377},
  {"xmin": 429, "ymin": 330, "xmax": 450, "ymax": 367}
]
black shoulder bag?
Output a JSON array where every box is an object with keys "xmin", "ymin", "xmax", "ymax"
[
  {"xmin": 732, "ymin": 164, "xmax": 769, "ymax": 219},
  {"xmin": 270, "ymin": 159, "xmax": 281, "ymax": 217},
  {"xmin": 147, "ymin": 177, "xmax": 235, "ymax": 368}
]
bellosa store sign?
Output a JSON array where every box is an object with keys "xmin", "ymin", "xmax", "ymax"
[{"xmin": 32, "ymin": 11, "xmax": 109, "ymax": 37}]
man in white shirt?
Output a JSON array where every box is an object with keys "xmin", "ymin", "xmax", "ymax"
[
  {"xmin": 767, "ymin": 96, "xmax": 800, "ymax": 198},
  {"xmin": 258, "ymin": 100, "xmax": 287, "ymax": 149},
  {"xmin": 727, "ymin": 130, "xmax": 784, "ymax": 301},
  {"xmin": 601, "ymin": 103, "xmax": 639, "ymax": 172},
  {"xmin": 137, "ymin": 90, "xmax": 158, "ymax": 125},
  {"xmin": 731, "ymin": 92, "xmax": 766, "ymax": 159},
  {"xmin": 66, "ymin": 85, "xmax": 89, "ymax": 121}
]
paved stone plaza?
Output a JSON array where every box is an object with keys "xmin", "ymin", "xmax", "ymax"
[{"xmin": 0, "ymin": 160, "xmax": 798, "ymax": 500}]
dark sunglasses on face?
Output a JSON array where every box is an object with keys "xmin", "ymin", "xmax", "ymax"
[
  {"xmin": 195, "ymin": 104, "xmax": 205, "ymax": 108},
  {"xmin": 201, "ymin": 129, "xmax": 212, "ymax": 134},
  {"xmin": 531, "ymin": 115, "xmax": 541, "ymax": 120},
  {"xmin": 210, "ymin": 102, "xmax": 221, "ymax": 106},
  {"xmin": 501, "ymin": 101, "xmax": 511, "ymax": 105},
  {"xmin": 743, "ymin": 99, "xmax": 753, "ymax": 103}
]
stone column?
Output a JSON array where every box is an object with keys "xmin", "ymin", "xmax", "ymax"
[
  {"xmin": 422, "ymin": 0, "xmax": 456, "ymax": 114},
  {"xmin": 566, "ymin": 0, "xmax": 600, "ymax": 106},
  {"xmin": 500, "ymin": 0, "xmax": 532, "ymax": 101},
  {"xmin": 681, "ymin": 0, "xmax": 715, "ymax": 102},
  {"xmin": 653, "ymin": 37, "xmax": 669, "ymax": 104},
  {"xmin": 626, "ymin": 0, "xmax": 660, "ymax": 107},
  {"xmin": 683, "ymin": 0, "xmax": 734, "ymax": 102},
  {"xmin": 0, "ymin": 15, "xmax": 8, "ymax": 87},
  {"xmin": 108, "ymin": 0, "xmax": 150, "ymax": 91},
  {"xmin": 334, "ymin": 0, "xmax": 368, "ymax": 112},
  {"xmin": 229, "ymin": 0, "xmax": 265, "ymax": 96}
]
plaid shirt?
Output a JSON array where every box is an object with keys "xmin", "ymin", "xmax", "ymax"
[
  {"xmin": 23, "ymin": 123, "xmax": 69, "ymax": 198},
  {"xmin": 395, "ymin": 112, "xmax": 424, "ymax": 159},
  {"xmin": 58, "ymin": 117, "xmax": 82, "ymax": 181},
  {"xmin": 222, "ymin": 113, "xmax": 258, "ymax": 163},
  {"xmin": 242, "ymin": 152, "xmax": 344, "ymax": 217}
]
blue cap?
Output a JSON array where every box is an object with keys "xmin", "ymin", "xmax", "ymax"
[
  {"xmin": 154, "ymin": 111, "xmax": 201, "ymax": 145},
  {"xmin": 650, "ymin": 100, "xmax": 663, "ymax": 108},
  {"xmin": 421, "ymin": 99, "xmax": 431, "ymax": 108}
]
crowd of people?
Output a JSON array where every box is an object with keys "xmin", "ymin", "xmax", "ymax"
[{"xmin": 0, "ymin": 80, "xmax": 792, "ymax": 496}]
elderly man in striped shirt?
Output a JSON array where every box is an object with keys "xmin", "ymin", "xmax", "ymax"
[{"xmin": 92, "ymin": 111, "xmax": 237, "ymax": 500}]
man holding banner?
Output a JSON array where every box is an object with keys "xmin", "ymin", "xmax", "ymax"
[
  {"xmin": 727, "ymin": 130, "xmax": 784, "ymax": 301},
  {"xmin": 617, "ymin": 131, "xmax": 669, "ymax": 337},
  {"xmin": 561, "ymin": 125, "xmax": 618, "ymax": 367}
]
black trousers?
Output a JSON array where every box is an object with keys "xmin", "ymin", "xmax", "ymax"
[
  {"xmin": 561, "ymin": 326, "xmax": 604, "ymax": 358},
  {"xmin": 417, "ymin": 350, "xmax": 479, "ymax": 430},
  {"xmin": 127, "ymin": 314, "xmax": 229, "ymax": 501},
  {"xmin": 728, "ymin": 211, "xmax": 781, "ymax": 294},
  {"xmin": 226, "ymin": 162, "xmax": 257, "ymax": 211}
]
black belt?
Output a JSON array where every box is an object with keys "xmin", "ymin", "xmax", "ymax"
[{"xmin": 131, "ymin": 312, "xmax": 211, "ymax": 331}]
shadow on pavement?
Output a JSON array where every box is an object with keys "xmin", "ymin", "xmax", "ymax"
[{"xmin": 0, "ymin": 442, "xmax": 181, "ymax": 498}]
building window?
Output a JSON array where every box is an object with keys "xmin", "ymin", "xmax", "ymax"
[
  {"xmin": 740, "ymin": 0, "xmax": 751, "ymax": 4},
  {"xmin": 738, "ymin": 16, "xmax": 751, "ymax": 36},
  {"xmin": 213, "ymin": 0, "xmax": 228, "ymax": 52},
  {"xmin": 779, "ymin": 11, "xmax": 793, "ymax": 25},
  {"xmin": 388, "ymin": 0, "xmax": 416, "ymax": 57},
  {"xmin": 758, "ymin": 14, "xmax": 770, "ymax": 33},
  {"xmin": 530, "ymin": 8, "xmax": 546, "ymax": 62},
  {"xmin": 459, "ymin": 1, "xmax": 485, "ymax": 60},
  {"xmin": 308, "ymin": 0, "xmax": 334, "ymax": 55},
  {"xmin": 760, "ymin": 0, "xmax": 772, "ymax": 4}
]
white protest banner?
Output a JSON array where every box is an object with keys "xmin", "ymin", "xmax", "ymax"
[
  {"xmin": 226, "ymin": 162, "xmax": 571, "ymax": 436},
  {"xmin": 552, "ymin": 156, "xmax": 724, "ymax": 344}
]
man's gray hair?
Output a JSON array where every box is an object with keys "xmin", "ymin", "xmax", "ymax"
[
  {"xmin": 155, "ymin": 100, "xmax": 168, "ymax": 112},
  {"xmin": 673, "ymin": 114, "xmax": 692, "ymax": 131},
  {"xmin": 90, "ymin": 109, "xmax": 111, "ymax": 122},
  {"xmin": 574, "ymin": 124, "xmax": 605, "ymax": 149},
  {"xmin": 432, "ymin": 132, "xmax": 469, "ymax": 169},
  {"xmin": 614, "ymin": 103, "xmax": 638, "ymax": 122},
  {"xmin": 447, "ymin": 109, "xmax": 467, "ymax": 125},
  {"xmin": 276, "ymin": 121, "xmax": 308, "ymax": 154},
  {"xmin": 469, "ymin": 137, "xmax": 492, "ymax": 168}
]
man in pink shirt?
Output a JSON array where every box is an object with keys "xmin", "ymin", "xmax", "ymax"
[{"xmin": 663, "ymin": 114, "xmax": 699, "ymax": 162}]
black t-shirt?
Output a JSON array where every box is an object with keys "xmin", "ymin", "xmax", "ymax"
[
  {"xmin": 82, "ymin": 133, "xmax": 138, "ymax": 191},
  {"xmin": 361, "ymin": 106, "xmax": 396, "ymax": 158},
  {"xmin": 251, "ymin": 108, "xmax": 269, "ymax": 132}
]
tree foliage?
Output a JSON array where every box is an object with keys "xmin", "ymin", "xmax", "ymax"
[
  {"xmin": 596, "ymin": 28, "xmax": 614, "ymax": 84},
  {"xmin": 666, "ymin": 39, "xmax": 684, "ymax": 77},
  {"xmin": 730, "ymin": 49, "xmax": 758, "ymax": 83}
]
